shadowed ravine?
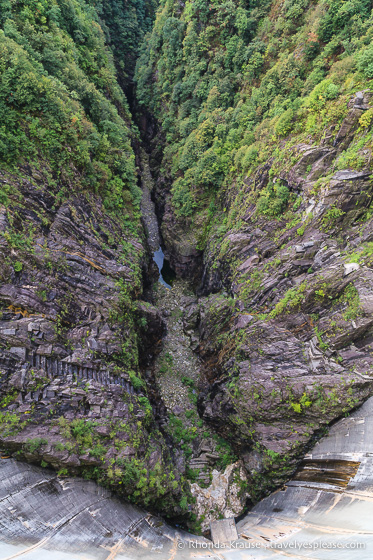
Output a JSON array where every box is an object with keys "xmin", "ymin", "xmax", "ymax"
[{"xmin": 139, "ymin": 149, "xmax": 174, "ymax": 289}]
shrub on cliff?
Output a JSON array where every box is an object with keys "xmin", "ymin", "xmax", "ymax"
[
  {"xmin": 256, "ymin": 181, "xmax": 290, "ymax": 217},
  {"xmin": 358, "ymin": 44, "xmax": 373, "ymax": 79},
  {"xmin": 275, "ymin": 109, "xmax": 294, "ymax": 138}
]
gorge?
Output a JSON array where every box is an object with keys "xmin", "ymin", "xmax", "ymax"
[{"xmin": 1, "ymin": 0, "xmax": 373, "ymax": 557}]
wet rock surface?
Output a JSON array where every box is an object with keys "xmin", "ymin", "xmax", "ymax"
[
  {"xmin": 0, "ymin": 458, "xmax": 207, "ymax": 559},
  {"xmin": 234, "ymin": 395, "xmax": 373, "ymax": 559},
  {"xmin": 1, "ymin": 395, "xmax": 372, "ymax": 558}
]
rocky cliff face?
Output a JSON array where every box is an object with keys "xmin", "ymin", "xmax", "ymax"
[
  {"xmin": 2, "ymin": 394, "xmax": 372, "ymax": 557},
  {"xmin": 0, "ymin": 0, "xmax": 197, "ymax": 522},
  {"xmin": 0, "ymin": 163, "xmax": 191, "ymax": 515}
]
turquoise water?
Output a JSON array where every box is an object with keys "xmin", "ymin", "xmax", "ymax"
[{"xmin": 153, "ymin": 247, "xmax": 175, "ymax": 289}]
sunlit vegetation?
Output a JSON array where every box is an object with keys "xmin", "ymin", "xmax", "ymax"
[
  {"xmin": 0, "ymin": 0, "xmax": 144, "ymax": 217},
  {"xmin": 135, "ymin": 0, "xmax": 373, "ymax": 221}
]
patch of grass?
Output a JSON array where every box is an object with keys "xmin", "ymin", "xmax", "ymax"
[
  {"xmin": 321, "ymin": 205, "xmax": 345, "ymax": 231},
  {"xmin": 347, "ymin": 242, "xmax": 373, "ymax": 264},
  {"xmin": 25, "ymin": 437, "xmax": 48, "ymax": 454},
  {"xmin": 269, "ymin": 282, "xmax": 307, "ymax": 318},
  {"xmin": 159, "ymin": 352, "xmax": 174, "ymax": 374},
  {"xmin": 341, "ymin": 284, "xmax": 361, "ymax": 321}
]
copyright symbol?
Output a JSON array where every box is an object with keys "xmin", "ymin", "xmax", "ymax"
[{"xmin": 177, "ymin": 541, "xmax": 184, "ymax": 549}]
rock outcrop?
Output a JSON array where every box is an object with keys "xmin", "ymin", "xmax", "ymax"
[
  {"xmin": 190, "ymin": 461, "xmax": 249, "ymax": 533},
  {"xmin": 173, "ymin": 92, "xmax": 373, "ymax": 503},
  {"xmin": 0, "ymin": 165, "xmax": 187, "ymax": 516}
]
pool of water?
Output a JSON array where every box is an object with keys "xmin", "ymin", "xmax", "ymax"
[{"xmin": 153, "ymin": 246, "xmax": 176, "ymax": 289}]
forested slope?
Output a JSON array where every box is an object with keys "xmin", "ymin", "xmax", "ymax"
[
  {"xmin": 136, "ymin": 0, "xmax": 373, "ymax": 225},
  {"xmin": 93, "ymin": 0, "xmax": 157, "ymax": 83}
]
